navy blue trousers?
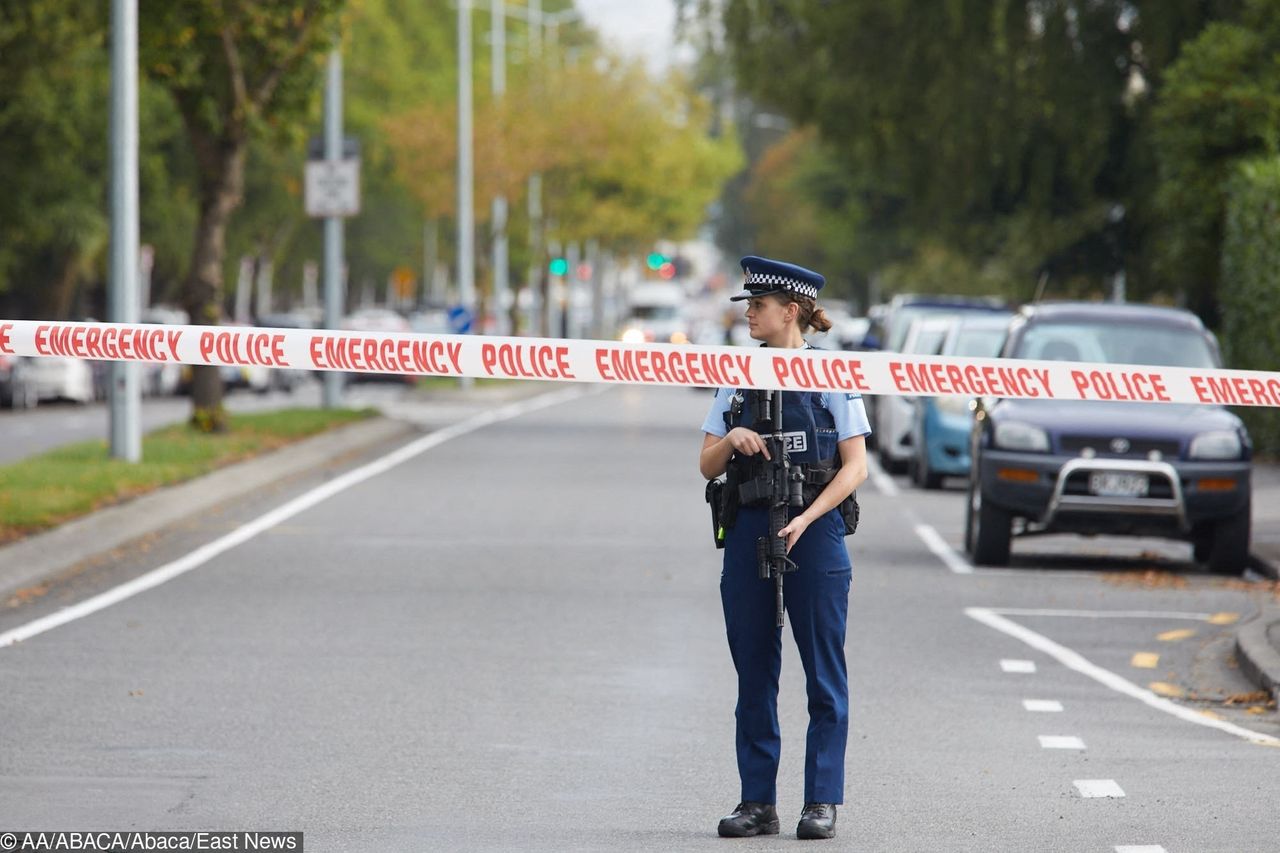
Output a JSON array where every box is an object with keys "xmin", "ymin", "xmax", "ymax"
[{"xmin": 720, "ymin": 506, "xmax": 851, "ymax": 805}]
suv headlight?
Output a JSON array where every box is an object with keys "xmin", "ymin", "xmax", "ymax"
[
  {"xmin": 1189, "ymin": 430, "xmax": 1242, "ymax": 460},
  {"xmin": 993, "ymin": 421, "xmax": 1050, "ymax": 452}
]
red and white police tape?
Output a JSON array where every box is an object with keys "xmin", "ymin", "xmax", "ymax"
[{"xmin": 3, "ymin": 318, "xmax": 1280, "ymax": 407}]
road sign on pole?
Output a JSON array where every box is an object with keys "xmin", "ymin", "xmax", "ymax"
[
  {"xmin": 447, "ymin": 304, "xmax": 474, "ymax": 334},
  {"xmin": 305, "ymin": 159, "xmax": 361, "ymax": 218}
]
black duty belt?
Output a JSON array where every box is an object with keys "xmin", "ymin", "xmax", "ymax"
[{"xmin": 736, "ymin": 462, "xmax": 838, "ymax": 506}]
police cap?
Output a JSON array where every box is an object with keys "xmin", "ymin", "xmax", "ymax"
[{"xmin": 728, "ymin": 255, "xmax": 825, "ymax": 302}]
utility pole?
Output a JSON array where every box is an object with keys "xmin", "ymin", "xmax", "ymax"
[
  {"xmin": 457, "ymin": 0, "xmax": 475, "ymax": 321},
  {"xmin": 491, "ymin": 0, "xmax": 509, "ymax": 336},
  {"xmin": 109, "ymin": 0, "xmax": 140, "ymax": 461},
  {"xmin": 322, "ymin": 47, "xmax": 345, "ymax": 408},
  {"xmin": 527, "ymin": 0, "xmax": 544, "ymax": 337}
]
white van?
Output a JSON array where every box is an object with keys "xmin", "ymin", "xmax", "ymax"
[{"xmin": 619, "ymin": 283, "xmax": 688, "ymax": 344}]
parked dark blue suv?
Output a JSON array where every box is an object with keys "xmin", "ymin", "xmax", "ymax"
[{"xmin": 965, "ymin": 303, "xmax": 1252, "ymax": 574}]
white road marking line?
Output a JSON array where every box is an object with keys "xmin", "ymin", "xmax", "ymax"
[
  {"xmin": 0, "ymin": 385, "xmax": 600, "ymax": 650},
  {"xmin": 1001, "ymin": 659, "xmax": 1037, "ymax": 673},
  {"xmin": 865, "ymin": 453, "xmax": 899, "ymax": 496},
  {"xmin": 1115, "ymin": 846, "xmax": 1167, "ymax": 853},
  {"xmin": 991, "ymin": 608, "xmax": 1213, "ymax": 620},
  {"xmin": 1023, "ymin": 699, "xmax": 1064, "ymax": 712},
  {"xmin": 1039, "ymin": 735, "xmax": 1086, "ymax": 749},
  {"xmin": 967, "ymin": 607, "xmax": 1280, "ymax": 747},
  {"xmin": 913, "ymin": 523, "xmax": 973, "ymax": 574},
  {"xmin": 1075, "ymin": 779, "xmax": 1125, "ymax": 798}
]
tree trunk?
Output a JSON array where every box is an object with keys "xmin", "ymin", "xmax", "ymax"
[
  {"xmin": 183, "ymin": 131, "xmax": 247, "ymax": 433},
  {"xmin": 33, "ymin": 248, "xmax": 83, "ymax": 320}
]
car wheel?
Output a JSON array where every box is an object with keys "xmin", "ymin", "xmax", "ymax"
[
  {"xmin": 966, "ymin": 478, "xmax": 1011, "ymax": 566},
  {"xmin": 17, "ymin": 378, "xmax": 38, "ymax": 410},
  {"xmin": 879, "ymin": 444, "xmax": 906, "ymax": 475},
  {"xmin": 1206, "ymin": 501, "xmax": 1251, "ymax": 576},
  {"xmin": 1191, "ymin": 526, "xmax": 1212, "ymax": 564},
  {"xmin": 918, "ymin": 452, "xmax": 943, "ymax": 490}
]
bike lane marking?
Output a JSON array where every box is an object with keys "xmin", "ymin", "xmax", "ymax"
[{"xmin": 966, "ymin": 606, "xmax": 1280, "ymax": 747}]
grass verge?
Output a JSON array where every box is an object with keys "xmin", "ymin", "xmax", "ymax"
[
  {"xmin": 414, "ymin": 376, "xmax": 527, "ymax": 391},
  {"xmin": 0, "ymin": 407, "xmax": 375, "ymax": 545}
]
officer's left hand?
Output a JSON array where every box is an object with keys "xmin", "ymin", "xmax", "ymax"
[{"xmin": 778, "ymin": 515, "xmax": 811, "ymax": 553}]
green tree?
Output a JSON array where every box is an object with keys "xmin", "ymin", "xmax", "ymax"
[
  {"xmin": 0, "ymin": 2, "xmax": 197, "ymax": 320},
  {"xmin": 141, "ymin": 0, "xmax": 344, "ymax": 431},
  {"xmin": 0, "ymin": 3, "xmax": 109, "ymax": 319},
  {"xmin": 1220, "ymin": 157, "xmax": 1280, "ymax": 452},
  {"xmin": 710, "ymin": 0, "xmax": 1244, "ymax": 307},
  {"xmin": 1151, "ymin": 0, "xmax": 1280, "ymax": 326}
]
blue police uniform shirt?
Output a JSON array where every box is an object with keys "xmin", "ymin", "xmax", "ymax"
[{"xmin": 701, "ymin": 387, "xmax": 872, "ymax": 441}]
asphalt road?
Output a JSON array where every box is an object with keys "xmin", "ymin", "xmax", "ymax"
[{"xmin": 1, "ymin": 386, "xmax": 1277, "ymax": 852}]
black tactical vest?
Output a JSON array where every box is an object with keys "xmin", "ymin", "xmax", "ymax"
[{"xmin": 728, "ymin": 388, "xmax": 857, "ymax": 531}]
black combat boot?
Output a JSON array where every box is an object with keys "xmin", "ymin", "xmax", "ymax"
[
  {"xmin": 717, "ymin": 802, "xmax": 780, "ymax": 838},
  {"xmin": 796, "ymin": 803, "xmax": 837, "ymax": 840}
]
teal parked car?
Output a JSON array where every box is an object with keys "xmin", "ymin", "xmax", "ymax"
[{"xmin": 907, "ymin": 313, "xmax": 1013, "ymax": 489}]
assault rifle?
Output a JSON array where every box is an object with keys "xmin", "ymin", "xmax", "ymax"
[{"xmin": 754, "ymin": 389, "xmax": 806, "ymax": 628}]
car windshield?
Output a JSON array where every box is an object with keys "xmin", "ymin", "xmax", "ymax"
[
  {"xmin": 906, "ymin": 326, "xmax": 950, "ymax": 355},
  {"xmin": 951, "ymin": 328, "xmax": 1006, "ymax": 359},
  {"xmin": 631, "ymin": 305, "xmax": 679, "ymax": 321},
  {"xmin": 887, "ymin": 307, "xmax": 948, "ymax": 351},
  {"xmin": 1015, "ymin": 321, "xmax": 1217, "ymax": 368}
]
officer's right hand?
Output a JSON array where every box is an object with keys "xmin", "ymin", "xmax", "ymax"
[{"xmin": 727, "ymin": 427, "xmax": 770, "ymax": 460}]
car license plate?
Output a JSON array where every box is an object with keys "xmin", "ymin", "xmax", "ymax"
[{"xmin": 1089, "ymin": 472, "xmax": 1149, "ymax": 498}]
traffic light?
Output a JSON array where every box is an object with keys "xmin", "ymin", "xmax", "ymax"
[
  {"xmin": 646, "ymin": 252, "xmax": 668, "ymax": 271},
  {"xmin": 548, "ymin": 257, "xmax": 569, "ymax": 276}
]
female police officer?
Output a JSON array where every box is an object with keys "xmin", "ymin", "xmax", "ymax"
[{"xmin": 699, "ymin": 256, "xmax": 869, "ymax": 841}]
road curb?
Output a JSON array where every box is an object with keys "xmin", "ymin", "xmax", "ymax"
[
  {"xmin": 0, "ymin": 416, "xmax": 416, "ymax": 604},
  {"xmin": 1235, "ymin": 602, "xmax": 1280, "ymax": 704}
]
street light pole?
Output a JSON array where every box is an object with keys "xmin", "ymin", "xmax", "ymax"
[
  {"xmin": 109, "ymin": 0, "xmax": 140, "ymax": 461},
  {"xmin": 457, "ymin": 0, "xmax": 475, "ymax": 319},
  {"xmin": 527, "ymin": 0, "xmax": 544, "ymax": 336},
  {"xmin": 322, "ymin": 47, "xmax": 345, "ymax": 409},
  {"xmin": 491, "ymin": 0, "xmax": 509, "ymax": 336}
]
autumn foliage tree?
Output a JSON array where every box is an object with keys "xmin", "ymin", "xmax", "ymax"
[{"xmin": 383, "ymin": 55, "xmax": 741, "ymax": 302}]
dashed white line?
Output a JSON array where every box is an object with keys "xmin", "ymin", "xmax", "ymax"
[
  {"xmin": 1000, "ymin": 659, "xmax": 1037, "ymax": 673},
  {"xmin": 1075, "ymin": 779, "xmax": 1126, "ymax": 798},
  {"xmin": 0, "ymin": 386, "xmax": 599, "ymax": 650},
  {"xmin": 968, "ymin": 607, "xmax": 1280, "ymax": 747},
  {"xmin": 913, "ymin": 523, "xmax": 973, "ymax": 574},
  {"xmin": 1023, "ymin": 699, "xmax": 1064, "ymax": 712},
  {"xmin": 1039, "ymin": 735, "xmax": 1086, "ymax": 750}
]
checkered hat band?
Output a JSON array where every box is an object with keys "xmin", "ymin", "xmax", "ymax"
[{"xmin": 745, "ymin": 272, "xmax": 818, "ymax": 299}]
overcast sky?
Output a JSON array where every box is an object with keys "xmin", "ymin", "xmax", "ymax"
[{"xmin": 575, "ymin": 0, "xmax": 682, "ymax": 72}]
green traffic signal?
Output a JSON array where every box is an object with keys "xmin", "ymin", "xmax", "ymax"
[
  {"xmin": 646, "ymin": 252, "xmax": 667, "ymax": 270},
  {"xmin": 549, "ymin": 257, "xmax": 569, "ymax": 276}
]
